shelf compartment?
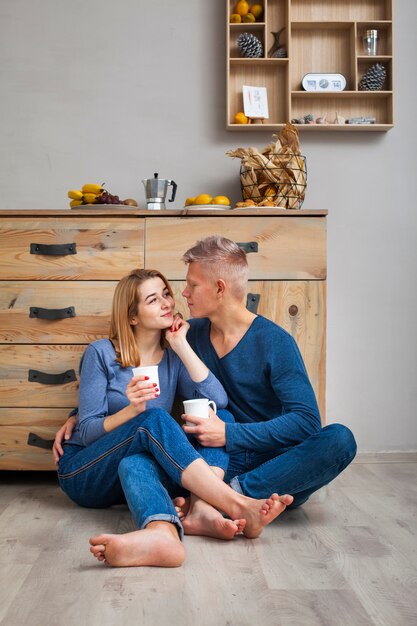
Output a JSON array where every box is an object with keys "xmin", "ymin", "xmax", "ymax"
[
  {"xmin": 290, "ymin": 0, "xmax": 392, "ymax": 21},
  {"xmin": 358, "ymin": 57, "xmax": 392, "ymax": 91},
  {"xmin": 291, "ymin": 92, "xmax": 393, "ymax": 126},
  {"xmin": 356, "ymin": 21, "xmax": 392, "ymax": 56},
  {"xmin": 229, "ymin": 27, "xmax": 266, "ymax": 58},
  {"xmin": 228, "ymin": 62, "xmax": 288, "ymax": 126},
  {"xmin": 290, "ymin": 23, "xmax": 356, "ymax": 91},
  {"xmin": 266, "ymin": 0, "xmax": 288, "ymax": 59}
]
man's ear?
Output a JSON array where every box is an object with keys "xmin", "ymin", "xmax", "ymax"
[{"xmin": 216, "ymin": 279, "xmax": 226, "ymax": 297}]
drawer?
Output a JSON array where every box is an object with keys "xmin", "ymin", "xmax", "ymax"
[
  {"xmin": 0, "ymin": 345, "xmax": 83, "ymax": 407},
  {"xmin": 1, "ymin": 281, "xmax": 116, "ymax": 343},
  {"xmin": 0, "ymin": 408, "xmax": 68, "ymax": 470},
  {"xmin": 170, "ymin": 280, "xmax": 326, "ymax": 418},
  {"xmin": 145, "ymin": 217, "xmax": 326, "ymax": 280},
  {"xmin": 0, "ymin": 218, "xmax": 144, "ymax": 280}
]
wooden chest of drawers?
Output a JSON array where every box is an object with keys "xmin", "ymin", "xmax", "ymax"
[{"xmin": 0, "ymin": 208, "xmax": 327, "ymax": 470}]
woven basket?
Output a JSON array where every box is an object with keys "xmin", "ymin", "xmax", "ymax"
[{"xmin": 240, "ymin": 154, "xmax": 307, "ymax": 209}]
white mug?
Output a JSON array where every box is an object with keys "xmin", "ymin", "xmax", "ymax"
[
  {"xmin": 183, "ymin": 398, "xmax": 217, "ymax": 426},
  {"xmin": 132, "ymin": 365, "xmax": 159, "ymax": 390}
]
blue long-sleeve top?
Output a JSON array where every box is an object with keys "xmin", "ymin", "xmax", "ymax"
[
  {"xmin": 67, "ymin": 338, "xmax": 228, "ymax": 447},
  {"xmin": 186, "ymin": 316, "xmax": 321, "ymax": 453}
]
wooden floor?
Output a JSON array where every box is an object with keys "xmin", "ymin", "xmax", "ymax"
[{"xmin": 1, "ymin": 459, "xmax": 416, "ymax": 626}]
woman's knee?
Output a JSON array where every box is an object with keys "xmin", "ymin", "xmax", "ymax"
[
  {"xmin": 118, "ymin": 454, "xmax": 135, "ymax": 480},
  {"xmin": 139, "ymin": 407, "xmax": 181, "ymax": 435}
]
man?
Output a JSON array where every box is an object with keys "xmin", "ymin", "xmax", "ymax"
[{"xmin": 179, "ymin": 235, "xmax": 356, "ymax": 505}]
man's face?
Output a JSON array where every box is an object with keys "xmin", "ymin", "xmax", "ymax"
[{"xmin": 182, "ymin": 262, "xmax": 219, "ymax": 318}]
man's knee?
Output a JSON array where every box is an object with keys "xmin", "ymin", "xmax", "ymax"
[
  {"xmin": 324, "ymin": 423, "xmax": 357, "ymax": 462},
  {"xmin": 217, "ymin": 408, "xmax": 235, "ymax": 424}
]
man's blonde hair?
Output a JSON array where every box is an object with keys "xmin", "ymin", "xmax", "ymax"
[
  {"xmin": 182, "ymin": 235, "xmax": 249, "ymax": 299},
  {"xmin": 109, "ymin": 268, "xmax": 172, "ymax": 367}
]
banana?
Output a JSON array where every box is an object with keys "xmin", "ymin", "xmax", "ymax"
[
  {"xmin": 70, "ymin": 199, "xmax": 83, "ymax": 207},
  {"xmin": 68, "ymin": 190, "xmax": 83, "ymax": 200},
  {"xmin": 83, "ymin": 193, "xmax": 99, "ymax": 204},
  {"xmin": 82, "ymin": 183, "xmax": 103, "ymax": 194}
]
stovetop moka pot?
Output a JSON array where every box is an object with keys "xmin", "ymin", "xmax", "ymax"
[{"xmin": 142, "ymin": 172, "xmax": 177, "ymax": 210}]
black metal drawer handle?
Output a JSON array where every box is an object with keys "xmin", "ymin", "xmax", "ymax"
[
  {"xmin": 30, "ymin": 243, "xmax": 77, "ymax": 256},
  {"xmin": 28, "ymin": 369, "xmax": 76, "ymax": 385},
  {"xmin": 29, "ymin": 306, "xmax": 76, "ymax": 320},
  {"xmin": 27, "ymin": 432, "xmax": 54, "ymax": 450},
  {"xmin": 246, "ymin": 293, "xmax": 260, "ymax": 314},
  {"xmin": 236, "ymin": 241, "xmax": 258, "ymax": 254}
]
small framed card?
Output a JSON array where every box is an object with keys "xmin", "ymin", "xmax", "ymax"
[{"xmin": 243, "ymin": 85, "xmax": 269, "ymax": 119}]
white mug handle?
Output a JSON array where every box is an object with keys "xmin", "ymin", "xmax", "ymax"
[{"xmin": 208, "ymin": 400, "xmax": 217, "ymax": 415}]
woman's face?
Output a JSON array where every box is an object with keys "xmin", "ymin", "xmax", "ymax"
[{"xmin": 134, "ymin": 276, "xmax": 175, "ymax": 331}]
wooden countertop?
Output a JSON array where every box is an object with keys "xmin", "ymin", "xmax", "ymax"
[{"xmin": 0, "ymin": 207, "xmax": 328, "ymax": 217}]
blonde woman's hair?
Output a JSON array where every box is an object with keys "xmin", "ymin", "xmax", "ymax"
[
  {"xmin": 109, "ymin": 268, "xmax": 173, "ymax": 367},
  {"xmin": 182, "ymin": 235, "xmax": 249, "ymax": 299}
]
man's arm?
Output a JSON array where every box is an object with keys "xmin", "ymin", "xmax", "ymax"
[{"xmin": 188, "ymin": 333, "xmax": 321, "ymax": 452}]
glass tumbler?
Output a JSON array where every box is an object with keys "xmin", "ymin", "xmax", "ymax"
[{"xmin": 363, "ymin": 30, "xmax": 378, "ymax": 56}]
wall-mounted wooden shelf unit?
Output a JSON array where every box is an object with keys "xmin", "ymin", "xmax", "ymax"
[{"xmin": 226, "ymin": 0, "xmax": 393, "ymax": 131}]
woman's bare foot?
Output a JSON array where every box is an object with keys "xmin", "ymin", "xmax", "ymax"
[
  {"xmin": 234, "ymin": 493, "xmax": 294, "ymax": 539},
  {"xmin": 89, "ymin": 522, "xmax": 185, "ymax": 568},
  {"xmin": 174, "ymin": 497, "xmax": 245, "ymax": 540}
]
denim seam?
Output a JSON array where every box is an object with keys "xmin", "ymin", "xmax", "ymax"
[
  {"xmin": 137, "ymin": 427, "xmax": 186, "ymax": 472},
  {"xmin": 58, "ymin": 435, "xmax": 136, "ymax": 480}
]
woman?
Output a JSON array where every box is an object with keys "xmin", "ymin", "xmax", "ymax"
[{"xmin": 56, "ymin": 268, "xmax": 292, "ymax": 568}]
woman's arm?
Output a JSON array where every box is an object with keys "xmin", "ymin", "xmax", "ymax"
[
  {"xmin": 77, "ymin": 344, "xmax": 158, "ymax": 446},
  {"xmin": 165, "ymin": 317, "xmax": 228, "ymax": 408},
  {"xmin": 165, "ymin": 317, "xmax": 209, "ymax": 382},
  {"xmin": 102, "ymin": 375, "xmax": 158, "ymax": 433}
]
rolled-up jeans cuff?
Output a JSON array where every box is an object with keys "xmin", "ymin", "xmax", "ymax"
[
  {"xmin": 229, "ymin": 476, "xmax": 243, "ymax": 495},
  {"xmin": 141, "ymin": 514, "xmax": 184, "ymax": 541}
]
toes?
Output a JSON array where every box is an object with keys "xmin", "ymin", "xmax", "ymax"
[{"xmin": 90, "ymin": 544, "xmax": 106, "ymax": 556}]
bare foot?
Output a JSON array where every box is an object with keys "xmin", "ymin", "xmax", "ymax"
[
  {"xmin": 173, "ymin": 496, "xmax": 190, "ymax": 521},
  {"xmin": 233, "ymin": 493, "xmax": 293, "ymax": 539},
  {"xmin": 89, "ymin": 524, "xmax": 185, "ymax": 568},
  {"xmin": 176, "ymin": 497, "xmax": 246, "ymax": 540}
]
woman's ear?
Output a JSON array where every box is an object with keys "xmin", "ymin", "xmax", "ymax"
[{"xmin": 130, "ymin": 317, "xmax": 138, "ymax": 326}]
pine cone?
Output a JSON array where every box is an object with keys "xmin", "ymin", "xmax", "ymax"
[
  {"xmin": 359, "ymin": 63, "xmax": 387, "ymax": 91},
  {"xmin": 237, "ymin": 33, "xmax": 263, "ymax": 58}
]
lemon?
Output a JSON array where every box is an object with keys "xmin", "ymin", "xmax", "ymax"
[
  {"xmin": 250, "ymin": 4, "xmax": 263, "ymax": 19},
  {"xmin": 185, "ymin": 197, "xmax": 195, "ymax": 206},
  {"xmin": 230, "ymin": 13, "xmax": 241, "ymax": 23},
  {"xmin": 193, "ymin": 193, "xmax": 213, "ymax": 205},
  {"xmin": 212, "ymin": 196, "xmax": 231, "ymax": 206},
  {"xmin": 242, "ymin": 13, "xmax": 255, "ymax": 22},
  {"xmin": 234, "ymin": 111, "xmax": 249, "ymax": 124},
  {"xmin": 235, "ymin": 0, "xmax": 249, "ymax": 16}
]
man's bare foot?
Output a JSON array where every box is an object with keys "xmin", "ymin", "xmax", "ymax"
[
  {"xmin": 89, "ymin": 522, "xmax": 185, "ymax": 568},
  {"xmin": 233, "ymin": 493, "xmax": 294, "ymax": 539},
  {"xmin": 173, "ymin": 496, "xmax": 189, "ymax": 521},
  {"xmin": 174, "ymin": 497, "xmax": 246, "ymax": 540}
]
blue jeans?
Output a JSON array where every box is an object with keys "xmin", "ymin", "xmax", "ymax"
[
  {"xmin": 57, "ymin": 408, "xmax": 234, "ymax": 539},
  {"xmin": 226, "ymin": 424, "xmax": 357, "ymax": 507}
]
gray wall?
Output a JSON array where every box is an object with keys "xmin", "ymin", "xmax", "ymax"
[{"xmin": 1, "ymin": 1, "xmax": 416, "ymax": 451}]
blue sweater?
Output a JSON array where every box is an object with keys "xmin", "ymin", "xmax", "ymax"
[
  {"xmin": 186, "ymin": 316, "xmax": 321, "ymax": 453},
  {"xmin": 68, "ymin": 338, "xmax": 228, "ymax": 447}
]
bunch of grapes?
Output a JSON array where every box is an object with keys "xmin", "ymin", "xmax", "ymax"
[{"xmin": 96, "ymin": 190, "xmax": 122, "ymax": 205}]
